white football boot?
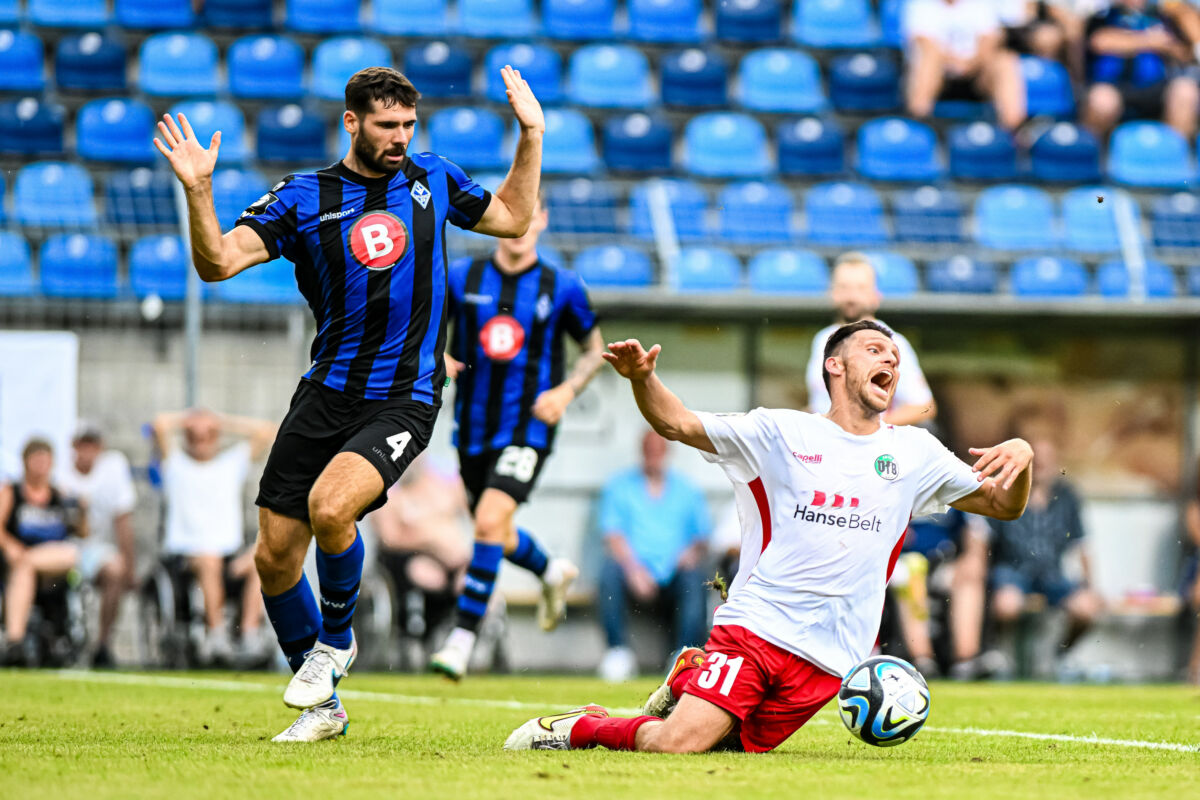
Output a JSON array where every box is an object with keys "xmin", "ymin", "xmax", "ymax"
[
  {"xmin": 429, "ymin": 627, "xmax": 476, "ymax": 681},
  {"xmin": 283, "ymin": 633, "xmax": 357, "ymax": 709},
  {"xmin": 271, "ymin": 698, "xmax": 349, "ymax": 743},
  {"xmin": 503, "ymin": 705, "xmax": 608, "ymax": 750},
  {"xmin": 537, "ymin": 558, "xmax": 579, "ymax": 632}
]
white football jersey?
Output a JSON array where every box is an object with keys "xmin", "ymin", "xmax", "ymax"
[
  {"xmin": 805, "ymin": 320, "xmax": 933, "ymax": 415},
  {"xmin": 696, "ymin": 409, "xmax": 980, "ymax": 677}
]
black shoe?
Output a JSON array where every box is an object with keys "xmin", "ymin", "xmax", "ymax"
[{"xmin": 92, "ymin": 644, "xmax": 116, "ymax": 669}]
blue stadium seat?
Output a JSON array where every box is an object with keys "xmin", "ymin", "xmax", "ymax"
[
  {"xmin": 748, "ymin": 249, "xmax": 827, "ymax": 293},
  {"xmin": 1062, "ymin": 187, "xmax": 1131, "ymax": 253},
  {"xmin": 856, "ymin": 117, "xmax": 943, "ymax": 182},
  {"xmin": 77, "ymin": 98, "xmax": 155, "ymax": 163},
  {"xmin": 212, "ymin": 168, "xmax": 269, "ymax": 231},
  {"xmin": 486, "ymin": 44, "xmax": 562, "ymax": 104},
  {"xmin": 631, "ymin": 179, "xmax": 708, "ymax": 241},
  {"xmin": 1189, "ymin": 267, "xmax": 1200, "ymax": 296},
  {"xmin": 949, "ymin": 122, "xmax": 1017, "ymax": 181},
  {"xmin": 229, "ymin": 36, "xmax": 305, "ymax": 100},
  {"xmin": 130, "ymin": 236, "xmax": 190, "ymax": 300},
  {"xmin": 0, "ymin": 97, "xmax": 64, "ymax": 156},
  {"xmin": 429, "ymin": 108, "xmax": 506, "ymax": 171},
  {"xmin": 778, "ymin": 117, "xmax": 844, "ymax": 176},
  {"xmin": 717, "ymin": 181, "xmax": 794, "ymax": 243},
  {"xmin": 716, "ymin": 0, "xmax": 784, "ymax": 43},
  {"xmin": 16, "ymin": 162, "xmax": 98, "ymax": 228},
  {"xmin": 40, "ymin": 234, "xmax": 119, "ymax": 298},
  {"xmin": 673, "ymin": 248, "xmax": 742, "ymax": 291},
  {"xmin": 880, "ymin": 0, "xmax": 904, "ymax": 47},
  {"xmin": 104, "ymin": 168, "xmax": 176, "ymax": 228},
  {"xmin": 864, "ymin": 251, "xmax": 919, "ymax": 295},
  {"xmin": 373, "ymin": 0, "xmax": 447, "ymax": 35},
  {"xmin": 257, "ymin": 105, "xmax": 328, "ymax": 163},
  {"xmin": 314, "ymin": 38, "xmax": 393, "ymax": 102},
  {"xmin": 892, "ymin": 186, "xmax": 963, "ymax": 243},
  {"xmin": 829, "ymin": 52, "xmax": 899, "ymax": 112},
  {"xmin": 1021, "ymin": 56, "xmax": 1074, "ymax": 117},
  {"xmin": 0, "ymin": 0, "xmax": 15, "ymax": 26},
  {"xmin": 685, "ymin": 113, "xmax": 769, "ymax": 177},
  {"xmin": 0, "ymin": 232, "xmax": 35, "ymax": 297},
  {"xmin": 1011, "ymin": 257, "xmax": 1088, "ymax": 297},
  {"xmin": 629, "ymin": 0, "xmax": 703, "ymax": 43},
  {"xmin": 804, "ymin": 182, "xmax": 888, "ymax": 245},
  {"xmin": 1031, "ymin": 122, "xmax": 1100, "ymax": 183},
  {"xmin": 793, "ymin": 0, "xmax": 880, "ymax": 48},
  {"xmin": 1151, "ymin": 192, "xmax": 1200, "ymax": 250},
  {"xmin": 405, "ymin": 41, "xmax": 471, "ymax": 100},
  {"xmin": 0, "ymin": 31, "xmax": 44, "ymax": 92},
  {"xmin": 0, "ymin": 172, "xmax": 5, "ymax": 224},
  {"xmin": 926, "ymin": 256, "xmax": 999, "ymax": 294},
  {"xmin": 568, "ymin": 45, "xmax": 653, "ymax": 108},
  {"xmin": 574, "ymin": 245, "xmax": 654, "ymax": 287},
  {"xmin": 217, "ymin": 259, "xmax": 302, "ymax": 304},
  {"xmin": 30, "ymin": 0, "xmax": 109, "ymax": 27},
  {"xmin": 169, "ymin": 101, "xmax": 247, "ymax": 164},
  {"xmin": 1097, "ymin": 259, "xmax": 1176, "ymax": 299},
  {"xmin": 975, "ymin": 185, "xmax": 1057, "ymax": 251},
  {"xmin": 1108, "ymin": 121, "xmax": 1197, "ymax": 188},
  {"xmin": 548, "ymin": 179, "xmax": 620, "ymax": 236},
  {"xmin": 55, "ymin": 33, "xmax": 126, "ymax": 92},
  {"xmin": 537, "ymin": 108, "xmax": 600, "ymax": 173},
  {"xmin": 460, "ymin": 0, "xmax": 537, "ymax": 38},
  {"xmin": 739, "ymin": 48, "xmax": 826, "ymax": 113},
  {"xmin": 115, "ymin": 0, "xmax": 194, "ymax": 28},
  {"xmin": 286, "ymin": 0, "xmax": 359, "ymax": 33},
  {"xmin": 543, "ymin": 0, "xmax": 616, "ymax": 40},
  {"xmin": 204, "ymin": 0, "xmax": 272, "ymax": 28},
  {"xmin": 662, "ymin": 48, "xmax": 727, "ymax": 107},
  {"xmin": 604, "ymin": 113, "xmax": 673, "ymax": 172},
  {"xmin": 140, "ymin": 33, "xmax": 219, "ymax": 97}
]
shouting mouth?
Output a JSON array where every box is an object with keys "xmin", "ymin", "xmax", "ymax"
[{"xmin": 868, "ymin": 369, "xmax": 894, "ymax": 402}]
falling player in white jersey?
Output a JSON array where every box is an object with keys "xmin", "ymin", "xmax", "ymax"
[{"xmin": 504, "ymin": 320, "xmax": 1034, "ymax": 754}]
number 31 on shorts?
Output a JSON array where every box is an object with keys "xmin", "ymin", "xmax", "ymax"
[{"xmin": 695, "ymin": 652, "xmax": 744, "ymax": 696}]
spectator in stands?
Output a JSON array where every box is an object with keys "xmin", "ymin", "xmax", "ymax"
[
  {"xmin": 1082, "ymin": 0, "xmax": 1200, "ymax": 140},
  {"xmin": 904, "ymin": 0, "xmax": 1028, "ymax": 130},
  {"xmin": 596, "ymin": 431, "xmax": 711, "ymax": 682},
  {"xmin": 0, "ymin": 438, "xmax": 86, "ymax": 665},
  {"xmin": 60, "ymin": 422, "xmax": 137, "ymax": 668},
  {"xmin": 153, "ymin": 409, "xmax": 274, "ymax": 666},
  {"xmin": 1183, "ymin": 470, "xmax": 1200, "ymax": 684},
  {"xmin": 997, "ymin": 0, "xmax": 1071, "ymax": 62},
  {"xmin": 805, "ymin": 252, "xmax": 937, "ymax": 426}
]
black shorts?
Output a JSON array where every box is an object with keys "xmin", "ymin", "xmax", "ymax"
[
  {"xmin": 458, "ymin": 445, "xmax": 551, "ymax": 512},
  {"xmin": 940, "ymin": 75, "xmax": 985, "ymax": 103},
  {"xmin": 1115, "ymin": 81, "xmax": 1166, "ymax": 119},
  {"xmin": 257, "ymin": 378, "xmax": 437, "ymax": 521}
]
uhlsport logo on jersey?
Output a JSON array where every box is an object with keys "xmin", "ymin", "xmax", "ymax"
[
  {"xmin": 348, "ymin": 211, "xmax": 410, "ymax": 270},
  {"xmin": 794, "ymin": 489, "xmax": 882, "ymax": 531},
  {"xmin": 875, "ymin": 454, "xmax": 899, "ymax": 481},
  {"xmin": 479, "ymin": 315, "xmax": 526, "ymax": 362}
]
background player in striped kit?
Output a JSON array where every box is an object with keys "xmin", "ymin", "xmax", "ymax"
[
  {"xmin": 154, "ymin": 65, "xmax": 546, "ymax": 741},
  {"xmin": 430, "ymin": 193, "xmax": 605, "ymax": 680}
]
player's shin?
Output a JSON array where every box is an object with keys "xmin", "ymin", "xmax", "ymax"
[
  {"xmin": 314, "ymin": 527, "xmax": 363, "ymax": 650},
  {"xmin": 506, "ymin": 528, "xmax": 548, "ymax": 576},
  {"xmin": 262, "ymin": 574, "xmax": 321, "ymax": 673},
  {"xmin": 431, "ymin": 541, "xmax": 503, "ymax": 678}
]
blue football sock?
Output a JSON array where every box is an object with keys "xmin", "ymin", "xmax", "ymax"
[
  {"xmin": 506, "ymin": 528, "xmax": 549, "ymax": 578},
  {"xmin": 456, "ymin": 541, "xmax": 504, "ymax": 633},
  {"xmin": 315, "ymin": 529, "xmax": 364, "ymax": 650},
  {"xmin": 262, "ymin": 575, "xmax": 322, "ymax": 674}
]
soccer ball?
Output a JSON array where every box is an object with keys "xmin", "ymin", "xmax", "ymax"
[{"xmin": 837, "ymin": 655, "xmax": 931, "ymax": 747}]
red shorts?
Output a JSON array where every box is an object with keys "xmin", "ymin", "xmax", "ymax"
[{"xmin": 683, "ymin": 624, "xmax": 842, "ymax": 753}]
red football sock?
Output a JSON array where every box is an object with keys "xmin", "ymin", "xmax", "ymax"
[
  {"xmin": 670, "ymin": 664, "xmax": 701, "ymax": 700},
  {"xmin": 570, "ymin": 715, "xmax": 658, "ymax": 751}
]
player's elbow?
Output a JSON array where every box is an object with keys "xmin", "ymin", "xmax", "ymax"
[{"xmin": 993, "ymin": 502, "xmax": 1025, "ymax": 522}]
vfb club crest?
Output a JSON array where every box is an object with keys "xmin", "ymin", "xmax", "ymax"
[
  {"xmin": 874, "ymin": 454, "xmax": 898, "ymax": 481},
  {"xmin": 348, "ymin": 211, "xmax": 409, "ymax": 270}
]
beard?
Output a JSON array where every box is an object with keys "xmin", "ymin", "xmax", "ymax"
[{"xmin": 354, "ymin": 135, "xmax": 405, "ymax": 175}]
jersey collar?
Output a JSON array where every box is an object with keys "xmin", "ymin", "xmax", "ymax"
[{"xmin": 329, "ymin": 159, "xmax": 405, "ymax": 189}]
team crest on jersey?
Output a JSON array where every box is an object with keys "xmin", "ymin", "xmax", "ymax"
[
  {"xmin": 410, "ymin": 181, "xmax": 431, "ymax": 209},
  {"xmin": 347, "ymin": 211, "xmax": 409, "ymax": 270},
  {"xmin": 874, "ymin": 454, "xmax": 899, "ymax": 481},
  {"xmin": 535, "ymin": 293, "xmax": 553, "ymax": 322},
  {"xmin": 480, "ymin": 315, "xmax": 526, "ymax": 362}
]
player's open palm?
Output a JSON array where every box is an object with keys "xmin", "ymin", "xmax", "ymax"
[
  {"xmin": 153, "ymin": 112, "xmax": 220, "ymax": 190},
  {"xmin": 603, "ymin": 339, "xmax": 661, "ymax": 381},
  {"xmin": 502, "ymin": 65, "xmax": 545, "ymax": 134},
  {"xmin": 969, "ymin": 438, "xmax": 1034, "ymax": 490}
]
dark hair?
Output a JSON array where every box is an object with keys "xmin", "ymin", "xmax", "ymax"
[
  {"xmin": 345, "ymin": 67, "xmax": 421, "ymax": 117},
  {"xmin": 821, "ymin": 319, "xmax": 894, "ymax": 393},
  {"xmin": 22, "ymin": 437, "xmax": 53, "ymax": 462}
]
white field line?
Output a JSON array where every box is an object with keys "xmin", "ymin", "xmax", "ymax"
[{"xmin": 51, "ymin": 670, "xmax": 1200, "ymax": 754}]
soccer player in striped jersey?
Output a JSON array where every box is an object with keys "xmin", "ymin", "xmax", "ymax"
[
  {"xmin": 154, "ymin": 65, "xmax": 546, "ymax": 741},
  {"xmin": 429, "ymin": 194, "xmax": 604, "ymax": 680}
]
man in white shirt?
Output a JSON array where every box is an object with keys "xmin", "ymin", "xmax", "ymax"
[
  {"xmin": 505, "ymin": 321, "xmax": 1033, "ymax": 753},
  {"xmin": 806, "ymin": 253, "xmax": 936, "ymax": 426},
  {"xmin": 59, "ymin": 423, "xmax": 137, "ymax": 667}
]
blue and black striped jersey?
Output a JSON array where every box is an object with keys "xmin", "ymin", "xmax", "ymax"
[
  {"xmin": 448, "ymin": 257, "xmax": 597, "ymax": 456},
  {"xmin": 234, "ymin": 154, "xmax": 490, "ymax": 403}
]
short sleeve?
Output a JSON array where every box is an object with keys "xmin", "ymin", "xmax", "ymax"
[
  {"xmin": 559, "ymin": 272, "xmax": 598, "ymax": 343},
  {"xmin": 893, "ymin": 334, "xmax": 935, "ymax": 409},
  {"xmin": 598, "ymin": 478, "xmax": 629, "ymax": 536},
  {"xmin": 107, "ymin": 452, "xmax": 137, "ymax": 515},
  {"xmin": 234, "ymin": 174, "xmax": 302, "ymax": 261},
  {"xmin": 441, "ymin": 157, "xmax": 492, "ymax": 230},
  {"xmin": 912, "ymin": 431, "xmax": 980, "ymax": 518},
  {"xmin": 695, "ymin": 408, "xmax": 777, "ymax": 484},
  {"xmin": 447, "ymin": 257, "xmax": 472, "ymax": 315}
]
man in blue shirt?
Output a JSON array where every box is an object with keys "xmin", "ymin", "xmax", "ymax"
[
  {"xmin": 154, "ymin": 65, "xmax": 546, "ymax": 741},
  {"xmin": 596, "ymin": 431, "xmax": 711, "ymax": 681}
]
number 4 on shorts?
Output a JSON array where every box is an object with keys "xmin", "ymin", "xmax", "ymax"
[{"xmin": 386, "ymin": 431, "xmax": 412, "ymax": 461}]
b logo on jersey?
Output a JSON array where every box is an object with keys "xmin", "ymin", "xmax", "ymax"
[
  {"xmin": 874, "ymin": 454, "xmax": 899, "ymax": 481},
  {"xmin": 479, "ymin": 315, "xmax": 526, "ymax": 362},
  {"xmin": 348, "ymin": 211, "xmax": 409, "ymax": 270}
]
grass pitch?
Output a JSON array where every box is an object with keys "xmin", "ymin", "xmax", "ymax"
[{"xmin": 4, "ymin": 669, "xmax": 1198, "ymax": 800}]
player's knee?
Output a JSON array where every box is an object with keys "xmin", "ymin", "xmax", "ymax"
[
  {"xmin": 473, "ymin": 506, "xmax": 510, "ymax": 544},
  {"xmin": 307, "ymin": 492, "xmax": 353, "ymax": 535},
  {"xmin": 1087, "ymin": 85, "xmax": 1122, "ymax": 120},
  {"xmin": 992, "ymin": 588, "xmax": 1023, "ymax": 622},
  {"xmin": 254, "ymin": 537, "xmax": 298, "ymax": 587}
]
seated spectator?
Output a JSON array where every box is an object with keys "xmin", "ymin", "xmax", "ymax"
[
  {"xmin": 1082, "ymin": 0, "xmax": 1200, "ymax": 140},
  {"xmin": 998, "ymin": 0, "xmax": 1070, "ymax": 62},
  {"xmin": 905, "ymin": 0, "xmax": 1028, "ymax": 130},
  {"xmin": 153, "ymin": 409, "xmax": 275, "ymax": 666},
  {"xmin": 1183, "ymin": 471, "xmax": 1200, "ymax": 684},
  {"xmin": 60, "ymin": 422, "xmax": 137, "ymax": 668},
  {"xmin": 596, "ymin": 431, "xmax": 711, "ymax": 682},
  {"xmin": 0, "ymin": 439, "xmax": 86, "ymax": 665}
]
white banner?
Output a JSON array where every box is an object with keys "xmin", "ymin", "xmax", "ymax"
[{"xmin": 0, "ymin": 331, "xmax": 78, "ymax": 482}]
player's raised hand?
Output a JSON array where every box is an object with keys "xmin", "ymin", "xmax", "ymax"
[
  {"xmin": 968, "ymin": 438, "xmax": 1034, "ymax": 490},
  {"xmin": 603, "ymin": 339, "xmax": 661, "ymax": 381},
  {"xmin": 501, "ymin": 65, "xmax": 545, "ymax": 135},
  {"xmin": 153, "ymin": 113, "xmax": 220, "ymax": 190}
]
